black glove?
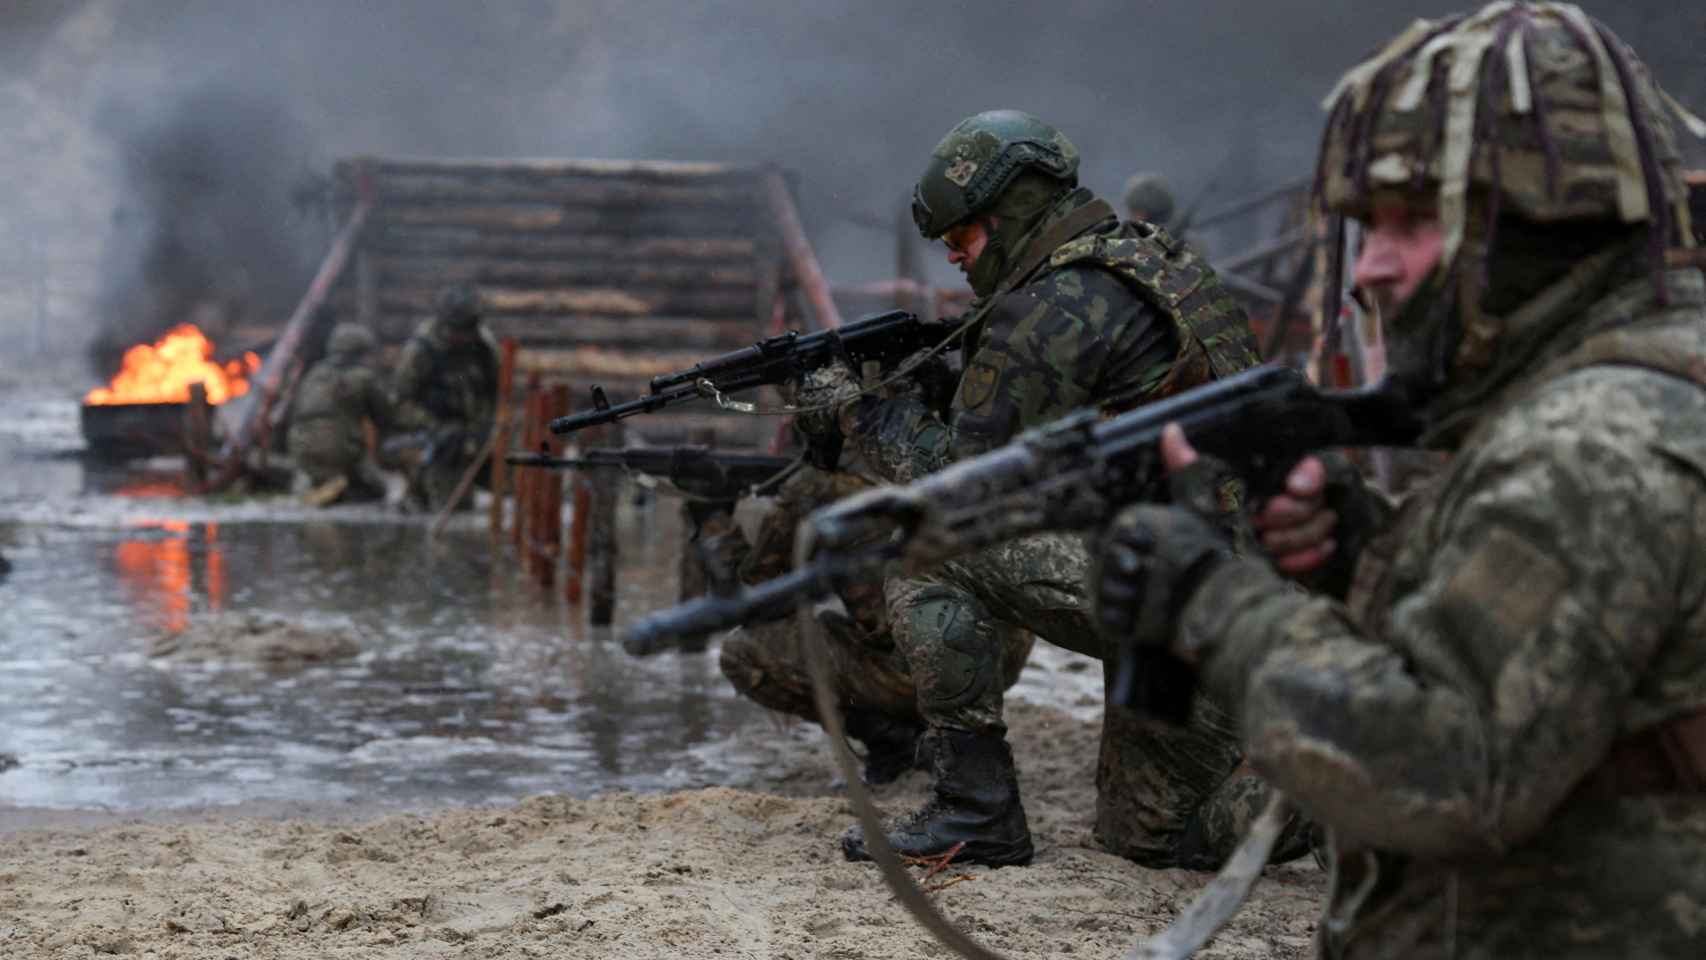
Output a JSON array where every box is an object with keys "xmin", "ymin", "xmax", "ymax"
[{"xmin": 1093, "ymin": 497, "xmax": 1235, "ymax": 724}]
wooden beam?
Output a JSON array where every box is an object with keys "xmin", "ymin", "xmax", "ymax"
[
  {"xmin": 356, "ymin": 286, "xmax": 754, "ymax": 318},
  {"xmin": 512, "ymin": 346, "xmax": 723, "ymax": 380},
  {"xmin": 372, "ymin": 256, "xmax": 756, "ymax": 289},
  {"xmin": 359, "ymin": 176, "xmax": 763, "ymax": 210},
  {"xmin": 375, "ymin": 203, "xmax": 762, "ymax": 235},
  {"xmin": 764, "ymin": 170, "xmax": 843, "ymax": 329},
  {"xmin": 340, "ymin": 155, "xmax": 765, "ymax": 182},
  {"xmin": 480, "ymin": 314, "xmax": 758, "ymax": 351},
  {"xmin": 369, "ymin": 229, "xmax": 756, "ymax": 262},
  {"xmin": 212, "ymin": 178, "xmax": 374, "ymax": 488}
]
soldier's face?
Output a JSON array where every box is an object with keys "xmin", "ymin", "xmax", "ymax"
[
  {"xmin": 1354, "ymin": 196, "xmax": 1445, "ymax": 315},
  {"xmin": 941, "ymin": 218, "xmax": 992, "ymax": 275}
]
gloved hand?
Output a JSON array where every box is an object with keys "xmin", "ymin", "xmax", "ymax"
[
  {"xmin": 1092, "ymin": 501, "xmax": 1235, "ymax": 663},
  {"xmin": 1093, "ymin": 501, "xmax": 1235, "ymax": 721},
  {"xmin": 784, "ymin": 358, "xmax": 862, "ymax": 439}
]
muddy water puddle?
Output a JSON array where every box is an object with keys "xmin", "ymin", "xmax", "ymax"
[{"xmin": 0, "ymin": 387, "xmax": 1101, "ymax": 817}]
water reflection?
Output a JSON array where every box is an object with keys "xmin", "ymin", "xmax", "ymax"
[
  {"xmin": 0, "ymin": 503, "xmax": 809, "ymax": 813},
  {"xmin": 112, "ymin": 520, "xmax": 229, "ymax": 632},
  {"xmin": 0, "ymin": 384, "xmax": 1101, "ymax": 815}
]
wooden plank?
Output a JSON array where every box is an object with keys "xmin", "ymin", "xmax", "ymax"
[
  {"xmin": 369, "ymin": 228, "xmax": 756, "ymax": 262},
  {"xmin": 481, "ymin": 314, "xmax": 759, "ymax": 349},
  {"xmin": 513, "ymin": 346, "xmax": 726, "ymax": 380},
  {"xmin": 764, "ymin": 172, "xmax": 843, "ymax": 329},
  {"xmin": 360, "ymin": 175, "xmax": 763, "ymax": 210},
  {"xmin": 374, "ymin": 203, "xmax": 764, "ymax": 236},
  {"xmin": 368, "ymin": 286, "xmax": 756, "ymax": 318},
  {"xmin": 339, "ymin": 155, "xmax": 765, "ymax": 183},
  {"xmin": 366, "ymin": 311, "xmax": 757, "ymax": 348},
  {"xmin": 213, "ymin": 194, "xmax": 373, "ymax": 487},
  {"xmin": 373, "ymin": 256, "xmax": 756, "ymax": 289}
]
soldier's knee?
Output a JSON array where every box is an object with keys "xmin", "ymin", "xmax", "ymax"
[
  {"xmin": 894, "ymin": 585, "xmax": 999, "ymax": 713},
  {"xmin": 718, "ymin": 627, "xmax": 815, "ymax": 721}
]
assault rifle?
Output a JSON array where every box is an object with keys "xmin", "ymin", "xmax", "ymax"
[
  {"xmin": 625, "ymin": 363, "xmax": 1422, "ymax": 723},
  {"xmin": 546, "ymin": 310, "xmax": 949, "ymax": 469},
  {"xmin": 505, "ymin": 446, "xmax": 796, "ymax": 501}
]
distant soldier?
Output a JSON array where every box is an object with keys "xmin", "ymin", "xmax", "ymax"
[
  {"xmin": 287, "ymin": 323, "xmax": 393, "ymax": 506},
  {"xmin": 391, "ymin": 283, "xmax": 500, "ymax": 511},
  {"xmin": 1120, "ymin": 171, "xmax": 1176, "ymax": 228}
]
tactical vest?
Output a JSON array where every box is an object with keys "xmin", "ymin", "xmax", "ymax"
[{"xmin": 1046, "ymin": 220, "xmax": 1262, "ymax": 406}]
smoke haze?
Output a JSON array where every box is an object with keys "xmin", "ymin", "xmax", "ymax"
[{"xmin": 0, "ymin": 0, "xmax": 1700, "ymax": 374}]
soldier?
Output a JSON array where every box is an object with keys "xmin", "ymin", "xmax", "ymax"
[
  {"xmin": 287, "ymin": 323, "xmax": 393, "ymax": 506},
  {"xmin": 1094, "ymin": 4, "xmax": 1706, "ymax": 955},
  {"xmin": 1121, "ymin": 171, "xmax": 1176, "ymax": 228},
  {"xmin": 797, "ymin": 110, "xmax": 1294, "ymax": 869},
  {"xmin": 713, "ymin": 461, "xmax": 1035, "ymax": 785},
  {"xmin": 391, "ymin": 283, "xmax": 500, "ymax": 511}
]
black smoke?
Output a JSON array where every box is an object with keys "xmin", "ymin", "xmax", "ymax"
[
  {"xmin": 76, "ymin": 0, "xmax": 1706, "ymax": 373},
  {"xmin": 90, "ymin": 83, "xmax": 321, "ymax": 375}
]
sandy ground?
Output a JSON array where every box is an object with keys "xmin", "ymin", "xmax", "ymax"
[{"xmin": 0, "ymin": 701, "xmax": 1324, "ymax": 960}]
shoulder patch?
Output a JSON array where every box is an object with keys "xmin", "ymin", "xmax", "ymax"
[{"xmin": 958, "ymin": 361, "xmax": 1001, "ymax": 414}]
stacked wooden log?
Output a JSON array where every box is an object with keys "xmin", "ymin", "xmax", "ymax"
[{"xmin": 329, "ymin": 157, "xmax": 791, "ymax": 447}]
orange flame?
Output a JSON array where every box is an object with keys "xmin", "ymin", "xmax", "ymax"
[{"xmin": 85, "ymin": 323, "xmax": 262, "ymax": 406}]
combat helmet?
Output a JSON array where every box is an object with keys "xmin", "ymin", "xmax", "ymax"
[
  {"xmin": 1313, "ymin": 1, "xmax": 1705, "ymax": 389},
  {"xmin": 1121, "ymin": 173, "xmax": 1176, "ymax": 226},
  {"xmin": 436, "ymin": 283, "xmax": 483, "ymax": 328},
  {"xmin": 911, "ymin": 109, "xmax": 1079, "ymax": 240},
  {"xmin": 326, "ymin": 323, "xmax": 376, "ymax": 358}
]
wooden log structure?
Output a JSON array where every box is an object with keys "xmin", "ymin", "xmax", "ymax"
[{"xmin": 323, "ymin": 156, "xmax": 823, "ymax": 451}]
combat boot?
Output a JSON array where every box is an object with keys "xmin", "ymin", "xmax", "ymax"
[
  {"xmin": 843, "ymin": 710, "xmax": 925, "ymax": 786},
  {"xmin": 841, "ymin": 729, "xmax": 1033, "ymax": 867}
]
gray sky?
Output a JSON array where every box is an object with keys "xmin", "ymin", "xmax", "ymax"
[{"xmin": 2, "ymin": 0, "xmax": 1702, "ymax": 362}]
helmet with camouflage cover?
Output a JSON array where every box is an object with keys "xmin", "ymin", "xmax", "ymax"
[
  {"xmin": 911, "ymin": 109, "xmax": 1079, "ymax": 240},
  {"xmin": 1314, "ymin": 2, "xmax": 1704, "ymax": 395},
  {"xmin": 1121, "ymin": 172, "xmax": 1176, "ymax": 226},
  {"xmin": 326, "ymin": 323, "xmax": 376, "ymax": 359},
  {"xmin": 435, "ymin": 283, "xmax": 483, "ymax": 328}
]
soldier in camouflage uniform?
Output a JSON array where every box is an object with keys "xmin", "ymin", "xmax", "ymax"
[
  {"xmin": 1121, "ymin": 172, "xmax": 1176, "ymax": 229},
  {"xmin": 1095, "ymin": 5, "xmax": 1706, "ymax": 956},
  {"xmin": 798, "ymin": 110, "xmax": 1290, "ymax": 869},
  {"xmin": 391, "ymin": 283, "xmax": 500, "ymax": 511},
  {"xmin": 287, "ymin": 323, "xmax": 393, "ymax": 505},
  {"xmin": 714, "ymin": 461, "xmax": 1035, "ymax": 785}
]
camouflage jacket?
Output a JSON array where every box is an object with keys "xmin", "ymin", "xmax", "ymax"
[
  {"xmin": 391, "ymin": 317, "xmax": 500, "ymax": 431},
  {"xmin": 845, "ymin": 190, "xmax": 1258, "ymax": 482},
  {"xmin": 287, "ymin": 356, "xmax": 393, "ymax": 466},
  {"xmin": 1179, "ymin": 268, "xmax": 1706, "ymax": 958}
]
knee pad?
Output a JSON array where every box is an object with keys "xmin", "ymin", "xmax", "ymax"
[{"xmin": 895, "ymin": 585, "xmax": 998, "ymax": 714}]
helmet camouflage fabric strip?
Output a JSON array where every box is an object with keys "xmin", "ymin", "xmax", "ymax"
[{"xmin": 1313, "ymin": 3, "xmax": 1705, "ymax": 323}]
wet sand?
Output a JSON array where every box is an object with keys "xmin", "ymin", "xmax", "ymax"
[{"xmin": 0, "ymin": 701, "xmax": 1324, "ymax": 959}]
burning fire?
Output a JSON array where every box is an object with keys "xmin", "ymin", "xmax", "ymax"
[{"xmin": 85, "ymin": 323, "xmax": 262, "ymax": 406}]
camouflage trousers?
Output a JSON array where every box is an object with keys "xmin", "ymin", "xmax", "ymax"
[
  {"xmin": 289, "ymin": 420, "xmax": 387, "ymax": 503},
  {"xmin": 718, "ymin": 603, "xmax": 1032, "ymax": 726},
  {"xmin": 407, "ymin": 433, "xmax": 489, "ymax": 512},
  {"xmin": 888, "ymin": 531, "xmax": 1309, "ymax": 869}
]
